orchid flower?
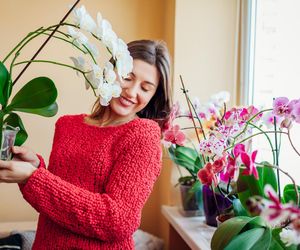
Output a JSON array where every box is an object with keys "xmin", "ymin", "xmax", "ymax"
[
  {"xmin": 163, "ymin": 124, "xmax": 186, "ymax": 146},
  {"xmin": 240, "ymin": 149, "xmax": 258, "ymax": 179},
  {"xmin": 73, "ymin": 5, "xmax": 96, "ymax": 33},
  {"xmin": 67, "ymin": 26, "xmax": 89, "ymax": 47},
  {"xmin": 197, "ymin": 163, "xmax": 218, "ymax": 186},
  {"xmin": 70, "ymin": 56, "xmax": 85, "ymax": 76}
]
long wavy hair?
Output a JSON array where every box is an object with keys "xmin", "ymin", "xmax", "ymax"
[{"xmin": 90, "ymin": 39, "xmax": 173, "ymax": 130}]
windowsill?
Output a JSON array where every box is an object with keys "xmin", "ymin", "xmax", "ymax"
[
  {"xmin": 0, "ymin": 221, "xmax": 37, "ymax": 238},
  {"xmin": 161, "ymin": 205, "xmax": 216, "ymax": 250}
]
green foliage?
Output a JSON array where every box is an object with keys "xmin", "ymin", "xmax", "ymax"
[
  {"xmin": 0, "ymin": 72, "xmax": 58, "ymax": 146},
  {"xmin": 0, "ymin": 62, "xmax": 12, "ymax": 106},
  {"xmin": 283, "ymin": 184, "xmax": 300, "ymax": 206},
  {"xmin": 168, "ymin": 145, "xmax": 204, "ymax": 176},
  {"xmin": 6, "ymin": 76, "xmax": 57, "ymax": 115},
  {"xmin": 211, "ymin": 216, "xmax": 271, "ymax": 250},
  {"xmin": 237, "ymin": 161, "xmax": 278, "ymax": 210},
  {"xmin": 232, "ymin": 198, "xmax": 248, "ymax": 216},
  {"xmin": 3, "ymin": 113, "xmax": 27, "ymax": 146}
]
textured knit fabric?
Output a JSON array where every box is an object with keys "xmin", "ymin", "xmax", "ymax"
[{"xmin": 19, "ymin": 114, "xmax": 162, "ymax": 250}]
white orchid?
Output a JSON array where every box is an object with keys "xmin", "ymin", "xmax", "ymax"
[
  {"xmin": 84, "ymin": 42, "xmax": 99, "ymax": 58},
  {"xmin": 85, "ymin": 64, "xmax": 103, "ymax": 89},
  {"xmin": 68, "ymin": 6, "xmax": 133, "ymax": 105},
  {"xmin": 73, "ymin": 5, "xmax": 96, "ymax": 33},
  {"xmin": 98, "ymin": 82, "xmax": 113, "ymax": 106},
  {"xmin": 111, "ymin": 83, "xmax": 122, "ymax": 98},
  {"xmin": 279, "ymin": 229, "xmax": 300, "ymax": 247},
  {"xmin": 67, "ymin": 27, "xmax": 89, "ymax": 47},
  {"xmin": 103, "ymin": 62, "xmax": 116, "ymax": 84},
  {"xmin": 70, "ymin": 56, "xmax": 85, "ymax": 76}
]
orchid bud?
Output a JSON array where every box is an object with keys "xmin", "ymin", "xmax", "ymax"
[{"xmin": 280, "ymin": 118, "xmax": 293, "ymax": 129}]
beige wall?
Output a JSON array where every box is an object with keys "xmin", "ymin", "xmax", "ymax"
[
  {"xmin": 0, "ymin": 0, "xmax": 170, "ymax": 222},
  {"xmin": 0, "ymin": 0, "xmax": 239, "ymax": 249}
]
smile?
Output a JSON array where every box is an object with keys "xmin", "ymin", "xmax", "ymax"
[{"xmin": 119, "ymin": 96, "xmax": 136, "ymax": 106}]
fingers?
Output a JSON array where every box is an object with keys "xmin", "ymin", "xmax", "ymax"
[
  {"xmin": 0, "ymin": 160, "xmax": 12, "ymax": 169},
  {"xmin": 12, "ymin": 146, "xmax": 26, "ymax": 154}
]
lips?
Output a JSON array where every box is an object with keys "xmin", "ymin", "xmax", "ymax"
[{"xmin": 119, "ymin": 96, "xmax": 135, "ymax": 107}]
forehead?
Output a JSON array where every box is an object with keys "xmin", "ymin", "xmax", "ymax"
[{"xmin": 132, "ymin": 59, "xmax": 159, "ymax": 86}]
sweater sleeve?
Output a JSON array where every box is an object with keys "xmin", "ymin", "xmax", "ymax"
[{"xmin": 20, "ymin": 121, "xmax": 162, "ymax": 242}]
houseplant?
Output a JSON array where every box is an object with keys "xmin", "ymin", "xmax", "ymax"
[
  {"xmin": 162, "ymin": 77, "xmax": 300, "ymax": 248},
  {"xmin": 0, "ymin": 4, "xmax": 132, "ymax": 159}
]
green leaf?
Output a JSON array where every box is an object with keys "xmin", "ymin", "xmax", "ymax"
[
  {"xmin": 257, "ymin": 161, "xmax": 278, "ymax": 193},
  {"xmin": 232, "ymin": 198, "xmax": 248, "ymax": 216},
  {"xmin": 283, "ymin": 184, "xmax": 300, "ymax": 206},
  {"xmin": 7, "ymin": 77, "xmax": 57, "ymax": 114},
  {"xmin": 0, "ymin": 61, "xmax": 11, "ymax": 106},
  {"xmin": 249, "ymin": 227, "xmax": 272, "ymax": 250},
  {"xmin": 211, "ymin": 216, "xmax": 253, "ymax": 250},
  {"xmin": 237, "ymin": 173, "xmax": 263, "ymax": 209},
  {"xmin": 224, "ymin": 228, "xmax": 266, "ymax": 250},
  {"xmin": 270, "ymin": 228, "xmax": 285, "ymax": 250},
  {"xmin": 194, "ymin": 155, "xmax": 205, "ymax": 170},
  {"xmin": 3, "ymin": 113, "xmax": 28, "ymax": 146},
  {"xmin": 190, "ymin": 180, "xmax": 201, "ymax": 193},
  {"xmin": 168, "ymin": 146, "xmax": 198, "ymax": 172},
  {"xmin": 13, "ymin": 102, "xmax": 58, "ymax": 117}
]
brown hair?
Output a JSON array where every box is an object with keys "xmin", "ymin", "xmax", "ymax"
[{"xmin": 90, "ymin": 39, "xmax": 173, "ymax": 129}]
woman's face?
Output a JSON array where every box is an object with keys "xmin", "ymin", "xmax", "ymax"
[{"xmin": 109, "ymin": 59, "xmax": 159, "ymax": 120}]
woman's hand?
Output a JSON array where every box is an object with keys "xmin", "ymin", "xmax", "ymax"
[
  {"xmin": 12, "ymin": 146, "xmax": 40, "ymax": 168},
  {"xmin": 0, "ymin": 160, "xmax": 37, "ymax": 184}
]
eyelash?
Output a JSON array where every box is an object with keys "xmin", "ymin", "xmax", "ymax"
[{"xmin": 122, "ymin": 78, "xmax": 151, "ymax": 92}]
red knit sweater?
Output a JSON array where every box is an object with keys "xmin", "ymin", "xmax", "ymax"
[{"xmin": 20, "ymin": 114, "xmax": 162, "ymax": 250}]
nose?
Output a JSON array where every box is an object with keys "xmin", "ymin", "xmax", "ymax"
[{"xmin": 124, "ymin": 81, "xmax": 139, "ymax": 99}]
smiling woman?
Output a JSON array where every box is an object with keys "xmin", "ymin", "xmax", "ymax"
[{"xmin": 0, "ymin": 38, "xmax": 172, "ymax": 250}]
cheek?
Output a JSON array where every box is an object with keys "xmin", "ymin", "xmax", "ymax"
[{"xmin": 138, "ymin": 92, "xmax": 155, "ymax": 107}]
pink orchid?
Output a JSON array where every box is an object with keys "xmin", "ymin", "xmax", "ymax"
[
  {"xmin": 260, "ymin": 185, "xmax": 294, "ymax": 227},
  {"xmin": 273, "ymin": 97, "xmax": 293, "ymax": 117},
  {"xmin": 212, "ymin": 157, "xmax": 226, "ymax": 173},
  {"xmin": 220, "ymin": 155, "xmax": 239, "ymax": 182},
  {"xmin": 163, "ymin": 102, "xmax": 181, "ymax": 132},
  {"xmin": 240, "ymin": 150, "xmax": 259, "ymax": 179},
  {"xmin": 219, "ymin": 144, "xmax": 244, "ymax": 182},
  {"xmin": 262, "ymin": 111, "xmax": 284, "ymax": 129},
  {"xmin": 197, "ymin": 163, "xmax": 218, "ymax": 186},
  {"xmin": 163, "ymin": 125, "xmax": 186, "ymax": 146},
  {"xmin": 291, "ymin": 101, "xmax": 300, "ymax": 123}
]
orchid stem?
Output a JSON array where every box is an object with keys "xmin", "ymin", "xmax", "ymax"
[
  {"xmin": 273, "ymin": 115, "xmax": 281, "ymax": 201},
  {"xmin": 12, "ymin": 0, "xmax": 81, "ymax": 86}
]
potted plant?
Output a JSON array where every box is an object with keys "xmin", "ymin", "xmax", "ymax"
[
  {"xmin": 163, "ymin": 76, "xmax": 300, "ymax": 247},
  {"xmin": 0, "ymin": 4, "xmax": 133, "ymax": 158}
]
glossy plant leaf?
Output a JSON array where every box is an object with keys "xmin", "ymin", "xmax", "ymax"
[
  {"xmin": 211, "ymin": 216, "xmax": 268, "ymax": 250},
  {"xmin": 13, "ymin": 102, "xmax": 58, "ymax": 117},
  {"xmin": 224, "ymin": 227, "xmax": 269, "ymax": 250},
  {"xmin": 237, "ymin": 174, "xmax": 263, "ymax": 210},
  {"xmin": 168, "ymin": 145, "xmax": 198, "ymax": 172},
  {"xmin": 3, "ymin": 113, "xmax": 28, "ymax": 146},
  {"xmin": 257, "ymin": 161, "xmax": 278, "ymax": 193},
  {"xmin": 232, "ymin": 198, "xmax": 248, "ymax": 216},
  {"xmin": 0, "ymin": 62, "xmax": 11, "ymax": 106},
  {"xmin": 6, "ymin": 77, "xmax": 57, "ymax": 115},
  {"xmin": 211, "ymin": 216, "xmax": 253, "ymax": 250},
  {"xmin": 283, "ymin": 184, "xmax": 300, "ymax": 206}
]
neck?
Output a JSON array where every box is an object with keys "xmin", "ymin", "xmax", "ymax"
[{"xmin": 97, "ymin": 108, "xmax": 137, "ymax": 127}]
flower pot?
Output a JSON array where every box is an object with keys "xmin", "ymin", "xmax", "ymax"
[
  {"xmin": 0, "ymin": 124, "xmax": 19, "ymax": 160},
  {"xmin": 179, "ymin": 184, "xmax": 204, "ymax": 217},
  {"xmin": 202, "ymin": 185, "xmax": 232, "ymax": 227},
  {"xmin": 216, "ymin": 213, "xmax": 234, "ymax": 227}
]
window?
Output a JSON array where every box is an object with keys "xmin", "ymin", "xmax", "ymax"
[{"xmin": 244, "ymin": 0, "xmax": 300, "ymax": 187}]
